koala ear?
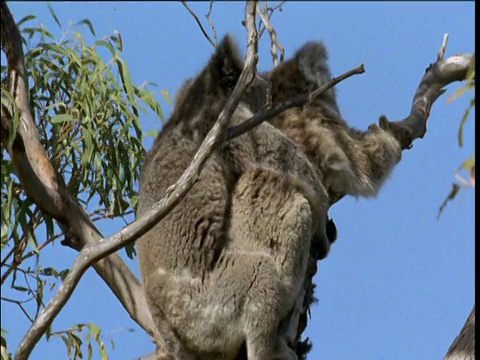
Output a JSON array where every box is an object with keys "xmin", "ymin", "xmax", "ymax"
[
  {"xmin": 206, "ymin": 34, "xmax": 244, "ymax": 93},
  {"xmin": 295, "ymin": 41, "xmax": 333, "ymax": 88},
  {"xmin": 172, "ymin": 35, "xmax": 243, "ymax": 114}
]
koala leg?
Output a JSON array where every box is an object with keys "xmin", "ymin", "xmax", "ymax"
[
  {"xmin": 277, "ymin": 288, "xmax": 306, "ymax": 347},
  {"xmin": 234, "ymin": 260, "xmax": 296, "ymax": 360},
  {"xmin": 229, "ymin": 168, "xmax": 315, "ymax": 360},
  {"xmin": 143, "ymin": 270, "xmax": 196, "ymax": 360}
]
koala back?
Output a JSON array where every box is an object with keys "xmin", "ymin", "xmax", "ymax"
[{"xmin": 137, "ymin": 35, "xmax": 244, "ymax": 280}]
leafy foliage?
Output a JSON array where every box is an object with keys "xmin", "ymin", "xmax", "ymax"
[
  {"xmin": 47, "ymin": 323, "xmax": 112, "ymax": 360},
  {"xmin": 438, "ymin": 56, "xmax": 475, "ymax": 218},
  {"xmin": 1, "ymin": 9, "xmax": 167, "ymax": 358}
]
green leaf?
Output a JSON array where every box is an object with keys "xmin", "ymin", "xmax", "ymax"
[
  {"xmin": 117, "ymin": 59, "xmax": 136, "ymax": 105},
  {"xmin": 50, "ymin": 114, "xmax": 74, "ymax": 124},
  {"xmin": 460, "ymin": 154, "xmax": 475, "ymax": 171},
  {"xmin": 76, "ymin": 19, "xmax": 96, "ymax": 37},
  {"xmin": 61, "ymin": 335, "xmax": 71, "ymax": 358},
  {"xmin": 136, "ymin": 88, "xmax": 165, "ymax": 122},
  {"xmin": 113, "ymin": 30, "xmax": 123, "ymax": 52},
  {"xmin": 458, "ymin": 97, "xmax": 475, "ymax": 147},
  {"xmin": 59, "ymin": 269, "xmax": 70, "ymax": 281},
  {"xmin": 35, "ymin": 275, "xmax": 44, "ymax": 317},
  {"xmin": 17, "ymin": 15, "xmax": 37, "ymax": 27},
  {"xmin": 437, "ymin": 183, "xmax": 460, "ymax": 219},
  {"xmin": 144, "ymin": 128, "xmax": 159, "ymax": 137},
  {"xmin": 47, "ymin": 4, "xmax": 62, "ymax": 29},
  {"xmin": 12, "ymin": 285, "xmax": 29, "ymax": 292},
  {"xmin": 94, "ymin": 40, "xmax": 116, "ymax": 58},
  {"xmin": 162, "ymin": 89, "xmax": 171, "ymax": 105}
]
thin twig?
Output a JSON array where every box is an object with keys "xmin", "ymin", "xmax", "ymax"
[
  {"xmin": 227, "ymin": 64, "xmax": 365, "ymax": 140},
  {"xmin": 437, "ymin": 33, "xmax": 449, "ymax": 61},
  {"xmin": 256, "ymin": 1, "xmax": 285, "ymax": 66},
  {"xmin": 181, "ymin": 1, "xmax": 216, "ymax": 48},
  {"xmin": 205, "ymin": 0, "xmax": 218, "ymax": 47},
  {"xmin": 268, "ymin": 0, "xmax": 286, "ymax": 15}
]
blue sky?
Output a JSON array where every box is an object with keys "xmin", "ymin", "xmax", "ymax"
[{"xmin": 1, "ymin": 2, "xmax": 475, "ymax": 360}]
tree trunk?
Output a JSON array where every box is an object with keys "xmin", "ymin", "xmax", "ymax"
[{"xmin": 444, "ymin": 305, "xmax": 475, "ymax": 360}]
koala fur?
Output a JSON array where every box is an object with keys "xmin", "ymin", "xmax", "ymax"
[
  {"xmin": 137, "ymin": 35, "xmax": 330, "ymax": 360},
  {"xmin": 138, "ymin": 35, "xmax": 405, "ymax": 360},
  {"xmin": 263, "ymin": 42, "xmax": 402, "ymax": 204}
]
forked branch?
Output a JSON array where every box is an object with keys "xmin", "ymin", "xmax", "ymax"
[
  {"xmin": 256, "ymin": 1, "xmax": 285, "ymax": 67},
  {"xmin": 181, "ymin": 1, "xmax": 217, "ymax": 48},
  {"xmin": 379, "ymin": 52, "xmax": 473, "ymax": 150}
]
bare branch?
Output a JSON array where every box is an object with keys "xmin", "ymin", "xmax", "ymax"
[
  {"xmin": 1, "ymin": 0, "xmax": 159, "ymax": 353},
  {"xmin": 181, "ymin": 1, "xmax": 216, "ymax": 48},
  {"xmin": 437, "ymin": 33, "xmax": 449, "ymax": 61},
  {"xmin": 379, "ymin": 52, "xmax": 473, "ymax": 150},
  {"xmin": 378, "ymin": 33, "xmax": 474, "ymax": 151},
  {"xmin": 256, "ymin": 1, "xmax": 285, "ymax": 66},
  {"xmin": 205, "ymin": 0, "xmax": 218, "ymax": 47},
  {"xmin": 268, "ymin": 0, "xmax": 286, "ymax": 14},
  {"xmin": 227, "ymin": 64, "xmax": 365, "ymax": 140},
  {"xmin": 13, "ymin": 1, "xmax": 260, "ymax": 359}
]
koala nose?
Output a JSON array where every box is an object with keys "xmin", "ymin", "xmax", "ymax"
[{"xmin": 326, "ymin": 218, "xmax": 337, "ymax": 244}]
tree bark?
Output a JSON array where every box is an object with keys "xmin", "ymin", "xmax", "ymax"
[{"xmin": 444, "ymin": 305, "xmax": 475, "ymax": 360}]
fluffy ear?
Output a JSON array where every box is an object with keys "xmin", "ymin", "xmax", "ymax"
[
  {"xmin": 295, "ymin": 41, "xmax": 341, "ymax": 116},
  {"xmin": 171, "ymin": 34, "xmax": 244, "ymax": 117},
  {"xmin": 296, "ymin": 41, "xmax": 333, "ymax": 88},
  {"xmin": 206, "ymin": 34, "xmax": 244, "ymax": 93}
]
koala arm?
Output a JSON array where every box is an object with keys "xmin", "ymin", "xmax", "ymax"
[
  {"xmin": 266, "ymin": 42, "xmax": 473, "ymax": 203},
  {"xmin": 266, "ymin": 41, "xmax": 403, "ymax": 200}
]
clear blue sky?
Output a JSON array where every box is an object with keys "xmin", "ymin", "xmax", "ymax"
[{"xmin": 2, "ymin": 2, "xmax": 475, "ymax": 360}]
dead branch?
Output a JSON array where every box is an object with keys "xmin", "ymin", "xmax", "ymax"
[
  {"xmin": 205, "ymin": 0, "xmax": 218, "ymax": 47},
  {"xmin": 379, "ymin": 52, "xmax": 473, "ymax": 150},
  {"xmin": 227, "ymin": 64, "xmax": 365, "ymax": 140},
  {"xmin": 1, "ymin": 0, "xmax": 159, "ymax": 356},
  {"xmin": 256, "ymin": 1, "xmax": 285, "ymax": 67},
  {"xmin": 13, "ymin": 1, "xmax": 260, "ymax": 359},
  {"xmin": 181, "ymin": 1, "xmax": 216, "ymax": 48},
  {"xmin": 378, "ymin": 34, "xmax": 473, "ymax": 151},
  {"xmin": 437, "ymin": 33, "xmax": 449, "ymax": 61}
]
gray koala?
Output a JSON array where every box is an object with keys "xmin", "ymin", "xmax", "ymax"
[
  {"xmin": 256, "ymin": 42, "xmax": 405, "ymax": 355},
  {"xmin": 137, "ymin": 33, "xmax": 408, "ymax": 359},
  {"xmin": 137, "ymin": 35, "xmax": 330, "ymax": 360}
]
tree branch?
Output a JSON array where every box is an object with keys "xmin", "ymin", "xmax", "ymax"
[
  {"xmin": 1, "ymin": 0, "xmax": 159, "ymax": 354},
  {"xmin": 256, "ymin": 1, "xmax": 285, "ymax": 67},
  {"xmin": 437, "ymin": 33, "xmax": 449, "ymax": 62},
  {"xmin": 205, "ymin": 0, "xmax": 218, "ymax": 47},
  {"xmin": 181, "ymin": 1, "xmax": 216, "ymax": 48},
  {"xmin": 227, "ymin": 64, "xmax": 365, "ymax": 141},
  {"xmin": 379, "ymin": 52, "xmax": 473, "ymax": 150},
  {"xmin": 13, "ymin": 1, "xmax": 260, "ymax": 359}
]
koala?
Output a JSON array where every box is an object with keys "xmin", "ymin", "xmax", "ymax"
[
  {"xmin": 263, "ymin": 42, "xmax": 402, "ymax": 204},
  {"xmin": 256, "ymin": 44, "xmax": 406, "ymax": 352},
  {"xmin": 137, "ymin": 35, "xmax": 331, "ymax": 360}
]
